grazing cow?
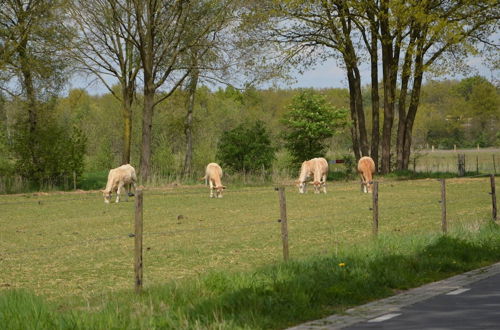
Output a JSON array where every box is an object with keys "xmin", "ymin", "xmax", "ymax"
[
  {"xmin": 358, "ymin": 156, "xmax": 375, "ymax": 193},
  {"xmin": 202, "ymin": 163, "xmax": 226, "ymax": 198},
  {"xmin": 102, "ymin": 164, "xmax": 137, "ymax": 203},
  {"xmin": 297, "ymin": 157, "xmax": 329, "ymax": 194}
]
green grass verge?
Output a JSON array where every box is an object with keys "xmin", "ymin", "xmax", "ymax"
[{"xmin": 2, "ymin": 222, "xmax": 500, "ymax": 329}]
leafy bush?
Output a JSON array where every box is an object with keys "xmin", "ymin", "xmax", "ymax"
[
  {"xmin": 217, "ymin": 120, "xmax": 275, "ymax": 173},
  {"xmin": 282, "ymin": 90, "xmax": 349, "ymax": 164},
  {"xmin": 11, "ymin": 121, "xmax": 86, "ymax": 187}
]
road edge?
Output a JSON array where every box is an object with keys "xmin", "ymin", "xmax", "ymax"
[{"xmin": 289, "ymin": 261, "xmax": 500, "ymax": 330}]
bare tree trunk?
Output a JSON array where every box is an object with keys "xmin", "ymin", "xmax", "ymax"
[
  {"xmin": 121, "ymin": 89, "xmax": 133, "ymax": 165},
  {"xmin": 337, "ymin": 3, "xmax": 367, "ymax": 160},
  {"xmin": 402, "ymin": 34, "xmax": 425, "ymax": 169},
  {"xmin": 347, "ymin": 69, "xmax": 361, "ymax": 161},
  {"xmin": 137, "ymin": 0, "xmax": 155, "ymax": 183},
  {"xmin": 379, "ymin": 0, "xmax": 399, "ymax": 174},
  {"xmin": 182, "ymin": 65, "xmax": 199, "ymax": 178},
  {"xmin": 396, "ymin": 28, "xmax": 416, "ymax": 170},
  {"xmin": 140, "ymin": 81, "xmax": 154, "ymax": 182},
  {"xmin": 369, "ymin": 22, "xmax": 379, "ymax": 171},
  {"xmin": 18, "ymin": 37, "xmax": 40, "ymax": 178},
  {"xmin": 380, "ymin": 0, "xmax": 392, "ymax": 174},
  {"xmin": 380, "ymin": 50, "xmax": 394, "ymax": 174},
  {"xmin": 353, "ymin": 65, "xmax": 369, "ymax": 156}
]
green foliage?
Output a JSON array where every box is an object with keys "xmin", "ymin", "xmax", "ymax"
[
  {"xmin": 282, "ymin": 90, "xmax": 349, "ymax": 163},
  {"xmin": 11, "ymin": 120, "xmax": 86, "ymax": 187},
  {"xmin": 217, "ymin": 120, "xmax": 275, "ymax": 173},
  {"xmin": 342, "ymin": 153, "xmax": 357, "ymax": 179},
  {"xmin": 418, "ymin": 77, "xmax": 500, "ymax": 149},
  {"xmin": 426, "ymin": 118, "xmax": 465, "ymax": 149}
]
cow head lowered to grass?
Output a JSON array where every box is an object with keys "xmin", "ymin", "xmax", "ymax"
[
  {"xmin": 357, "ymin": 156, "xmax": 375, "ymax": 193},
  {"xmin": 202, "ymin": 162, "xmax": 226, "ymax": 198},
  {"xmin": 297, "ymin": 157, "xmax": 328, "ymax": 194},
  {"xmin": 102, "ymin": 164, "xmax": 137, "ymax": 203}
]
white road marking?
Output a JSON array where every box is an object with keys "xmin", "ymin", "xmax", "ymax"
[
  {"xmin": 367, "ymin": 313, "xmax": 402, "ymax": 323},
  {"xmin": 446, "ymin": 288, "xmax": 470, "ymax": 295}
]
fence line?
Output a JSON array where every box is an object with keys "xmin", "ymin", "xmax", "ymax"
[
  {"xmin": 1, "ymin": 174, "xmax": 495, "ymax": 206},
  {"xmin": 2, "ymin": 175, "xmax": 494, "ymax": 258}
]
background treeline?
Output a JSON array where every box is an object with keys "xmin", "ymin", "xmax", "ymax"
[
  {"xmin": 1, "ymin": 0, "xmax": 498, "ymax": 192},
  {"xmin": 1, "ymin": 75, "xmax": 498, "ymax": 191}
]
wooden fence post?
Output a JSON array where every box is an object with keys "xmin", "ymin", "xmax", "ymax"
[
  {"xmin": 372, "ymin": 182, "xmax": 379, "ymax": 237},
  {"xmin": 134, "ymin": 189, "xmax": 144, "ymax": 293},
  {"xmin": 476, "ymin": 156, "xmax": 479, "ymax": 174},
  {"xmin": 277, "ymin": 187, "xmax": 289, "ymax": 262},
  {"xmin": 493, "ymin": 155, "xmax": 497, "ymax": 175},
  {"xmin": 440, "ymin": 179, "xmax": 447, "ymax": 234},
  {"xmin": 490, "ymin": 175, "xmax": 497, "ymax": 222},
  {"xmin": 457, "ymin": 154, "xmax": 465, "ymax": 177}
]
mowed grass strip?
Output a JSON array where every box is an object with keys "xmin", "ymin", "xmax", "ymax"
[
  {"xmin": 1, "ymin": 223, "xmax": 500, "ymax": 329},
  {"xmin": 0, "ymin": 178, "xmax": 495, "ymax": 301}
]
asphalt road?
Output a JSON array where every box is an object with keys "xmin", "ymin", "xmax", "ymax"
[
  {"xmin": 289, "ymin": 262, "xmax": 500, "ymax": 330},
  {"xmin": 345, "ymin": 273, "xmax": 500, "ymax": 330}
]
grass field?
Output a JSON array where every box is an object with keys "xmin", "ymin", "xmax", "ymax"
[{"xmin": 0, "ymin": 177, "xmax": 495, "ymax": 302}]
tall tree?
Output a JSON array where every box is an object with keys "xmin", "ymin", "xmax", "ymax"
[
  {"xmin": 0, "ymin": 0, "xmax": 74, "ymax": 176},
  {"xmin": 181, "ymin": 2, "xmax": 238, "ymax": 178},
  {"xmin": 247, "ymin": 1, "xmax": 370, "ymax": 159},
  {"xmin": 69, "ymin": 0, "xmax": 141, "ymax": 165},
  {"xmin": 393, "ymin": 0, "xmax": 499, "ymax": 170},
  {"xmin": 126, "ymin": 0, "xmax": 234, "ymax": 182}
]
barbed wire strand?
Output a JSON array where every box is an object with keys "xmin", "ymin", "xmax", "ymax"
[{"xmin": 2, "ymin": 174, "xmax": 496, "ymax": 206}]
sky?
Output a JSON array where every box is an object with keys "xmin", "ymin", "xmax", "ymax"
[{"xmin": 69, "ymin": 55, "xmax": 497, "ymax": 96}]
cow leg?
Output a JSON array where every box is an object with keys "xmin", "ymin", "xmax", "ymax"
[
  {"xmin": 299, "ymin": 182, "xmax": 306, "ymax": 194},
  {"xmin": 359, "ymin": 174, "xmax": 366, "ymax": 193},
  {"xmin": 127, "ymin": 182, "xmax": 136, "ymax": 198},
  {"xmin": 321, "ymin": 175, "xmax": 327, "ymax": 193},
  {"xmin": 116, "ymin": 183, "xmax": 124, "ymax": 203},
  {"xmin": 209, "ymin": 180, "xmax": 214, "ymax": 198}
]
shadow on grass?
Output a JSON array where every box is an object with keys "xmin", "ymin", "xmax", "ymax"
[
  {"xmin": 1, "ymin": 224, "xmax": 500, "ymax": 329},
  {"xmin": 184, "ymin": 230, "xmax": 500, "ymax": 329}
]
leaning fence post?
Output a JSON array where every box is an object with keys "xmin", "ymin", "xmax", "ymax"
[
  {"xmin": 372, "ymin": 182, "xmax": 379, "ymax": 237},
  {"xmin": 440, "ymin": 179, "xmax": 447, "ymax": 234},
  {"xmin": 490, "ymin": 175, "xmax": 497, "ymax": 222},
  {"xmin": 276, "ymin": 187, "xmax": 289, "ymax": 262},
  {"xmin": 134, "ymin": 188, "xmax": 144, "ymax": 293}
]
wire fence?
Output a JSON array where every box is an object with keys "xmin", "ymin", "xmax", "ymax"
[{"xmin": 1, "ymin": 175, "xmax": 497, "ymax": 295}]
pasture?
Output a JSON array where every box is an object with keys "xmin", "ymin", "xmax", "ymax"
[{"xmin": 0, "ymin": 177, "xmax": 494, "ymax": 303}]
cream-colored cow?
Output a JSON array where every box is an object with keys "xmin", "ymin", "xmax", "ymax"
[
  {"xmin": 358, "ymin": 156, "xmax": 375, "ymax": 193},
  {"xmin": 102, "ymin": 164, "xmax": 137, "ymax": 203},
  {"xmin": 297, "ymin": 157, "xmax": 329, "ymax": 194},
  {"xmin": 203, "ymin": 163, "xmax": 226, "ymax": 198}
]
